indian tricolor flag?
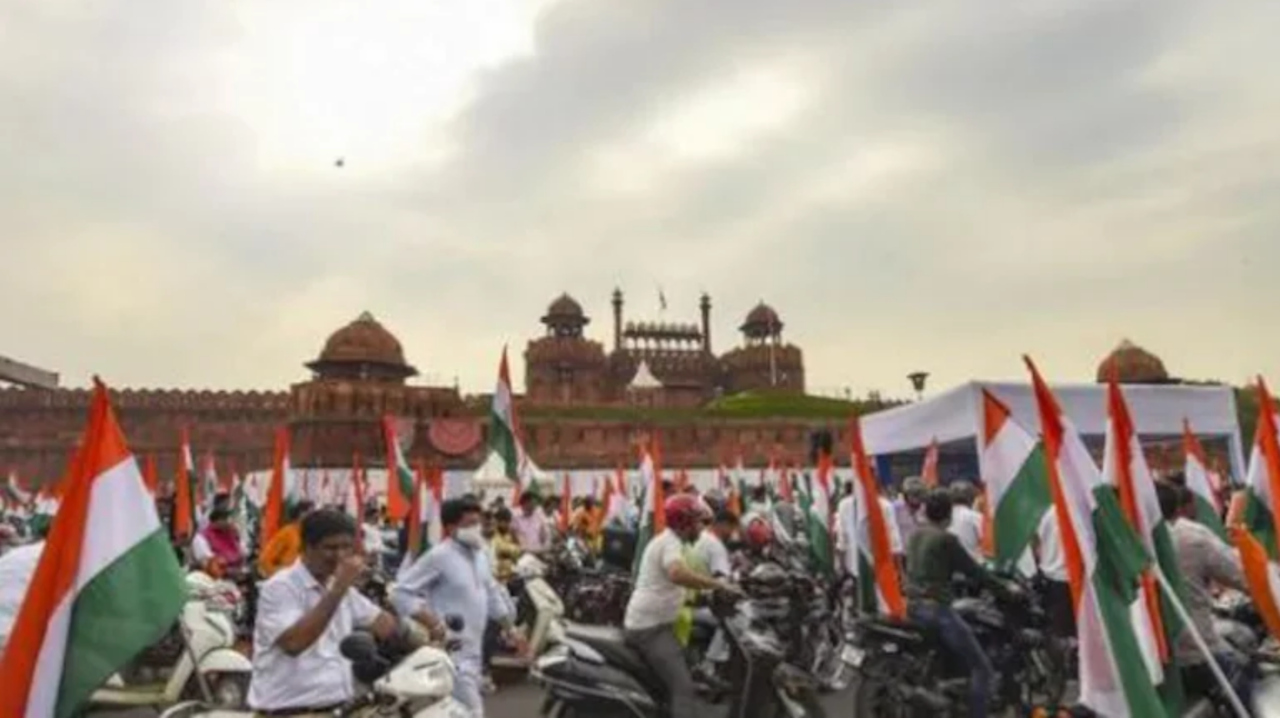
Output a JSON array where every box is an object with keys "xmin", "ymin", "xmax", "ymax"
[
  {"xmin": 632, "ymin": 439, "xmax": 665, "ymax": 576},
  {"xmin": 489, "ymin": 347, "xmax": 531, "ymax": 499},
  {"xmin": 0, "ymin": 379, "xmax": 186, "ymax": 718},
  {"xmin": 849, "ymin": 417, "xmax": 905, "ymax": 620},
  {"xmin": 1026, "ymin": 358, "xmax": 1165, "ymax": 718},
  {"xmin": 401, "ymin": 464, "xmax": 443, "ymax": 570},
  {"xmin": 1236, "ymin": 377, "xmax": 1280, "ymax": 642},
  {"xmin": 1103, "ymin": 378, "xmax": 1186, "ymax": 713},
  {"xmin": 803, "ymin": 451, "xmax": 835, "ymax": 577},
  {"xmin": 1183, "ymin": 419, "xmax": 1228, "ymax": 541},
  {"xmin": 383, "ymin": 415, "xmax": 415, "ymax": 523},
  {"xmin": 977, "ymin": 389, "xmax": 1052, "ymax": 570}
]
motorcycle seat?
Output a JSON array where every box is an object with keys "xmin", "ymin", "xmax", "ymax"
[
  {"xmin": 563, "ymin": 623, "xmax": 662, "ymax": 687},
  {"xmin": 861, "ymin": 617, "xmax": 926, "ymax": 645}
]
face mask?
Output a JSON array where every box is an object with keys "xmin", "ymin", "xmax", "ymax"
[{"xmin": 455, "ymin": 525, "xmax": 484, "ymax": 548}]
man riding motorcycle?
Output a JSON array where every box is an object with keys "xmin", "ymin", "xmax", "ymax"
[
  {"xmin": 905, "ymin": 489, "xmax": 1007, "ymax": 718},
  {"xmin": 1158, "ymin": 481, "xmax": 1254, "ymax": 707},
  {"xmin": 623, "ymin": 494, "xmax": 742, "ymax": 718}
]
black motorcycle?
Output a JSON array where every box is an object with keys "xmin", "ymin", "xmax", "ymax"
[
  {"xmin": 854, "ymin": 576, "xmax": 1068, "ymax": 717},
  {"xmin": 531, "ymin": 592, "xmax": 828, "ymax": 718}
]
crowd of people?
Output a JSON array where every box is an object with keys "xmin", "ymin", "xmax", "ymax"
[{"xmin": 0, "ymin": 459, "xmax": 1262, "ymax": 718}]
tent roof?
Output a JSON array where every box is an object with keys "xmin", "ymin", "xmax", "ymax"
[
  {"xmin": 628, "ymin": 359, "xmax": 663, "ymax": 390},
  {"xmin": 472, "ymin": 449, "xmax": 548, "ymax": 483},
  {"xmin": 860, "ymin": 380, "xmax": 1245, "ymax": 475}
]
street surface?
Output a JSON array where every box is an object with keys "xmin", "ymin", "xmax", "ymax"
[{"xmin": 486, "ymin": 675, "xmax": 857, "ymax": 717}]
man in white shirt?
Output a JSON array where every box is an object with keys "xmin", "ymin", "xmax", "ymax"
[
  {"xmin": 0, "ymin": 541, "xmax": 44, "ymax": 655},
  {"xmin": 360, "ymin": 506, "xmax": 386, "ymax": 569},
  {"xmin": 511, "ymin": 493, "xmax": 550, "ymax": 552},
  {"xmin": 625, "ymin": 495, "xmax": 740, "ymax": 718},
  {"xmin": 693, "ymin": 508, "xmax": 738, "ymax": 579},
  {"xmin": 249, "ymin": 509, "xmax": 403, "ymax": 713},
  {"xmin": 947, "ymin": 481, "xmax": 985, "ymax": 561},
  {"xmin": 1034, "ymin": 509, "xmax": 1074, "ymax": 638},
  {"xmin": 835, "ymin": 487, "xmax": 904, "ymax": 580}
]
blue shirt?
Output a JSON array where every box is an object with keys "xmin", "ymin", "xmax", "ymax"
[{"xmin": 390, "ymin": 538, "xmax": 511, "ymax": 661}]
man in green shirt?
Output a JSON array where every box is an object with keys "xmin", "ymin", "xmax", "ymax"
[{"xmin": 905, "ymin": 490, "xmax": 1001, "ymax": 718}]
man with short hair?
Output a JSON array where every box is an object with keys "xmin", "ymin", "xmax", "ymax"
[
  {"xmin": 906, "ymin": 490, "xmax": 1001, "ymax": 718},
  {"xmin": 948, "ymin": 481, "xmax": 985, "ymax": 561},
  {"xmin": 1159, "ymin": 482, "xmax": 1252, "ymax": 706},
  {"xmin": 693, "ymin": 509, "xmax": 738, "ymax": 579},
  {"xmin": 393, "ymin": 498, "xmax": 524, "ymax": 718},
  {"xmin": 512, "ymin": 492, "xmax": 550, "ymax": 552},
  {"xmin": 248, "ymin": 509, "xmax": 403, "ymax": 713}
]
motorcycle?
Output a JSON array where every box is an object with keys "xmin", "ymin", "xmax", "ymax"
[
  {"xmin": 160, "ymin": 617, "xmax": 470, "ymax": 718},
  {"xmin": 531, "ymin": 592, "xmax": 828, "ymax": 718},
  {"xmin": 853, "ymin": 576, "xmax": 1067, "ymax": 717},
  {"xmin": 496, "ymin": 553, "xmax": 567, "ymax": 668},
  {"xmin": 90, "ymin": 572, "xmax": 252, "ymax": 710}
]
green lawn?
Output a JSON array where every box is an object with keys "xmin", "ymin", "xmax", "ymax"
[{"xmin": 515, "ymin": 391, "xmax": 897, "ymax": 423}]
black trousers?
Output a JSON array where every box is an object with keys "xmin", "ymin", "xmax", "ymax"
[{"xmin": 482, "ymin": 620, "xmax": 501, "ymax": 668}]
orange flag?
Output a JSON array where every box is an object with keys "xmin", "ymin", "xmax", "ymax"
[
  {"xmin": 143, "ymin": 454, "xmax": 159, "ymax": 496},
  {"xmin": 850, "ymin": 417, "xmax": 906, "ymax": 619},
  {"xmin": 260, "ymin": 426, "xmax": 289, "ymax": 553},
  {"xmin": 173, "ymin": 428, "xmax": 195, "ymax": 541},
  {"xmin": 921, "ymin": 438, "xmax": 940, "ymax": 488}
]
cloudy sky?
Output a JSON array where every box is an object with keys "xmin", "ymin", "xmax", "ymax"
[{"xmin": 2, "ymin": 0, "xmax": 1278, "ymax": 399}]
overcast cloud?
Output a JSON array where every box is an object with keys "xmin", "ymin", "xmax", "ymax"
[{"xmin": 2, "ymin": 0, "xmax": 1278, "ymax": 398}]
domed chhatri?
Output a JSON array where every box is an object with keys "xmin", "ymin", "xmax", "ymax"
[
  {"xmin": 545, "ymin": 293, "xmax": 585, "ymax": 321},
  {"xmin": 306, "ymin": 311, "xmax": 417, "ymax": 382},
  {"xmin": 1097, "ymin": 339, "xmax": 1170, "ymax": 384},
  {"xmin": 740, "ymin": 301, "xmax": 783, "ymax": 341},
  {"xmin": 541, "ymin": 293, "xmax": 590, "ymax": 339}
]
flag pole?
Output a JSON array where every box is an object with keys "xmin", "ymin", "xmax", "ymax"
[{"xmin": 1153, "ymin": 566, "xmax": 1249, "ymax": 718}]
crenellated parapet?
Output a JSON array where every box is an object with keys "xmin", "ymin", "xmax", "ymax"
[{"xmin": 0, "ymin": 386, "xmax": 290, "ymax": 412}]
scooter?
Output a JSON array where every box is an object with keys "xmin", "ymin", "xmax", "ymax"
[
  {"xmin": 160, "ymin": 617, "xmax": 470, "ymax": 718},
  {"xmin": 532, "ymin": 592, "xmax": 828, "ymax": 718},
  {"xmin": 90, "ymin": 572, "xmax": 252, "ymax": 709},
  {"xmin": 495, "ymin": 553, "xmax": 566, "ymax": 669}
]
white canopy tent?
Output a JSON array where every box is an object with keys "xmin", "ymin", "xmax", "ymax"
[
  {"xmin": 859, "ymin": 381, "xmax": 1246, "ymax": 480},
  {"xmin": 471, "ymin": 449, "xmax": 551, "ymax": 485}
]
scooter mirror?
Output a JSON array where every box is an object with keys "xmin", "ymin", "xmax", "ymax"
[{"xmin": 339, "ymin": 631, "xmax": 381, "ymax": 662}]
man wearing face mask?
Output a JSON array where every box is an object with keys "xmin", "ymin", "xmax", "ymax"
[
  {"xmin": 624, "ymin": 494, "xmax": 742, "ymax": 718},
  {"xmin": 392, "ymin": 497, "xmax": 524, "ymax": 718}
]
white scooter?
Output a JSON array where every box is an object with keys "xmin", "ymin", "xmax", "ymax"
[
  {"xmin": 90, "ymin": 572, "xmax": 252, "ymax": 710},
  {"xmin": 161, "ymin": 619, "xmax": 470, "ymax": 718},
  {"xmin": 492, "ymin": 554, "xmax": 565, "ymax": 669}
]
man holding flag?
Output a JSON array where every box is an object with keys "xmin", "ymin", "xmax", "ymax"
[{"xmin": 1158, "ymin": 482, "xmax": 1253, "ymax": 707}]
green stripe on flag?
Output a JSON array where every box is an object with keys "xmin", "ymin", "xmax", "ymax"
[
  {"xmin": 1090, "ymin": 485, "xmax": 1167, "ymax": 718},
  {"xmin": 57, "ymin": 529, "xmax": 187, "ymax": 718},
  {"xmin": 1192, "ymin": 496, "xmax": 1229, "ymax": 545},
  {"xmin": 1151, "ymin": 521, "xmax": 1187, "ymax": 715},
  {"xmin": 1244, "ymin": 491, "xmax": 1276, "ymax": 560},
  {"xmin": 991, "ymin": 446, "xmax": 1052, "ymax": 569},
  {"xmin": 857, "ymin": 552, "xmax": 877, "ymax": 614}
]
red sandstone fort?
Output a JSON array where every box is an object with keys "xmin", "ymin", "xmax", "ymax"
[{"xmin": 0, "ymin": 290, "xmax": 1200, "ymax": 484}]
